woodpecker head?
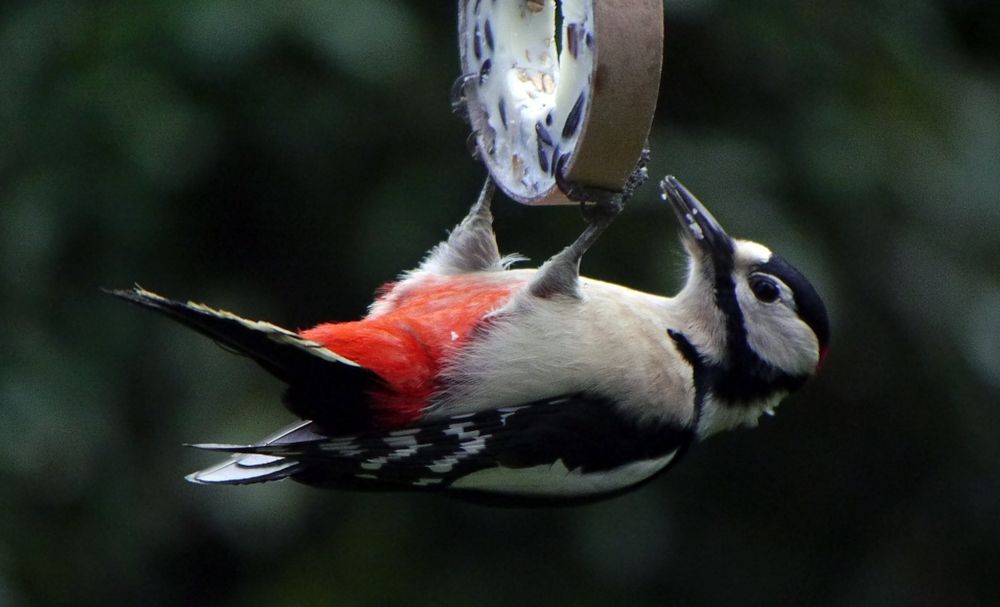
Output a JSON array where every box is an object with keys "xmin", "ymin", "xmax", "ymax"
[{"xmin": 661, "ymin": 177, "xmax": 830, "ymax": 429}]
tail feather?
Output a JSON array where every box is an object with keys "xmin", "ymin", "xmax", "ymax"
[
  {"xmin": 186, "ymin": 456, "xmax": 300, "ymax": 485},
  {"xmin": 108, "ymin": 287, "xmax": 363, "ymax": 381},
  {"xmin": 185, "ymin": 420, "xmax": 321, "ymax": 485},
  {"xmin": 109, "ymin": 286, "xmax": 382, "ymax": 429}
]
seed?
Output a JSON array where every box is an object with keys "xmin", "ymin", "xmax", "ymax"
[
  {"xmin": 526, "ymin": 0, "xmax": 544, "ymax": 14},
  {"xmin": 567, "ymin": 23, "xmax": 579, "ymax": 59},
  {"xmin": 498, "ymin": 98, "xmax": 507, "ymax": 129},
  {"xmin": 530, "ymin": 72, "xmax": 545, "ymax": 92},
  {"xmin": 555, "ymin": 151, "xmax": 571, "ymax": 176},
  {"xmin": 537, "ymin": 139, "xmax": 549, "ymax": 173},
  {"xmin": 535, "ymin": 122, "xmax": 553, "ymax": 146},
  {"xmin": 484, "ymin": 19, "xmax": 494, "ymax": 51},
  {"xmin": 473, "ymin": 24, "xmax": 482, "ymax": 60},
  {"xmin": 541, "ymin": 73, "xmax": 555, "ymax": 94},
  {"xmin": 562, "ymin": 91, "xmax": 586, "ymax": 139}
]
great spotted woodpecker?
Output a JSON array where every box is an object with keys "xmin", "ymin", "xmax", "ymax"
[{"xmin": 112, "ymin": 176, "xmax": 829, "ymax": 505}]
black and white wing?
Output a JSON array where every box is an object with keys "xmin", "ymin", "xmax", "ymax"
[{"xmin": 191, "ymin": 393, "xmax": 694, "ymax": 504}]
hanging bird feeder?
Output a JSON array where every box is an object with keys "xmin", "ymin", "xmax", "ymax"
[{"xmin": 457, "ymin": 0, "xmax": 663, "ymax": 204}]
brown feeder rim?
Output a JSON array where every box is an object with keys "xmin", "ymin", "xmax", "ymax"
[{"xmin": 458, "ymin": 0, "xmax": 663, "ymax": 205}]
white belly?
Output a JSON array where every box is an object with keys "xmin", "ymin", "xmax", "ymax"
[{"xmin": 448, "ymin": 450, "xmax": 678, "ymax": 497}]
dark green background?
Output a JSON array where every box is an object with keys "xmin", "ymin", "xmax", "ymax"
[{"xmin": 2, "ymin": 1, "xmax": 998, "ymax": 606}]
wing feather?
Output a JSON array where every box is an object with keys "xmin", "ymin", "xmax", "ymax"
[{"xmin": 189, "ymin": 394, "xmax": 694, "ymax": 501}]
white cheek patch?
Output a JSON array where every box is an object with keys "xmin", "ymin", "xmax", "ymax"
[{"xmin": 740, "ymin": 286, "xmax": 820, "ymax": 375}]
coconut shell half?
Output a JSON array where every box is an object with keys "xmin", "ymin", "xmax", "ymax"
[{"xmin": 458, "ymin": 0, "xmax": 663, "ymax": 205}]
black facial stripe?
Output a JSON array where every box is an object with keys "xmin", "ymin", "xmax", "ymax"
[
  {"xmin": 667, "ymin": 330, "xmax": 706, "ymax": 429},
  {"xmin": 697, "ymin": 233, "xmax": 750, "ymax": 377},
  {"xmin": 711, "ymin": 353, "xmax": 809, "ymax": 405},
  {"xmin": 670, "ymin": 327, "xmax": 808, "ymax": 410},
  {"xmin": 704, "ymin": 251, "xmax": 760, "ymax": 390},
  {"xmin": 755, "ymin": 255, "xmax": 830, "ymax": 350}
]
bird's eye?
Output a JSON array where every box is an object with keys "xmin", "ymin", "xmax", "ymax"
[{"xmin": 750, "ymin": 276, "xmax": 780, "ymax": 303}]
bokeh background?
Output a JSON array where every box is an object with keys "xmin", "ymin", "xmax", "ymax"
[{"xmin": 2, "ymin": 1, "xmax": 998, "ymax": 606}]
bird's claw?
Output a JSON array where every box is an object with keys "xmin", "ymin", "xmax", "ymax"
[{"xmin": 580, "ymin": 196, "xmax": 624, "ymax": 226}]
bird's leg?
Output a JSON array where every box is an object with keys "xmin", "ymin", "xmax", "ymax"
[
  {"xmin": 453, "ymin": 174, "xmax": 498, "ymax": 247},
  {"xmin": 529, "ymin": 195, "xmax": 623, "ymax": 299},
  {"xmin": 530, "ymin": 150, "xmax": 650, "ymax": 299},
  {"xmin": 419, "ymin": 176, "xmax": 503, "ymax": 274}
]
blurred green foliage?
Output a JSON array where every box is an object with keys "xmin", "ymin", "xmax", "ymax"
[{"xmin": 2, "ymin": 1, "xmax": 998, "ymax": 606}]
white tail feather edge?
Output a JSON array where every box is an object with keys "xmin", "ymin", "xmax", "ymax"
[{"xmin": 186, "ymin": 420, "xmax": 322, "ymax": 485}]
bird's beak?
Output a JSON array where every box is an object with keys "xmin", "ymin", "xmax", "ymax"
[{"xmin": 660, "ymin": 176, "xmax": 734, "ymax": 262}]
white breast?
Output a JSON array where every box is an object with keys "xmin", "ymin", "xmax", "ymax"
[{"xmin": 430, "ymin": 271, "xmax": 697, "ymax": 429}]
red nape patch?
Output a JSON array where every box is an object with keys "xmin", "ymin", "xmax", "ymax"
[{"xmin": 300, "ymin": 275, "xmax": 525, "ymax": 428}]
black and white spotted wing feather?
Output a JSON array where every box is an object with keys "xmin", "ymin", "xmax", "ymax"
[{"xmin": 191, "ymin": 393, "xmax": 694, "ymax": 503}]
